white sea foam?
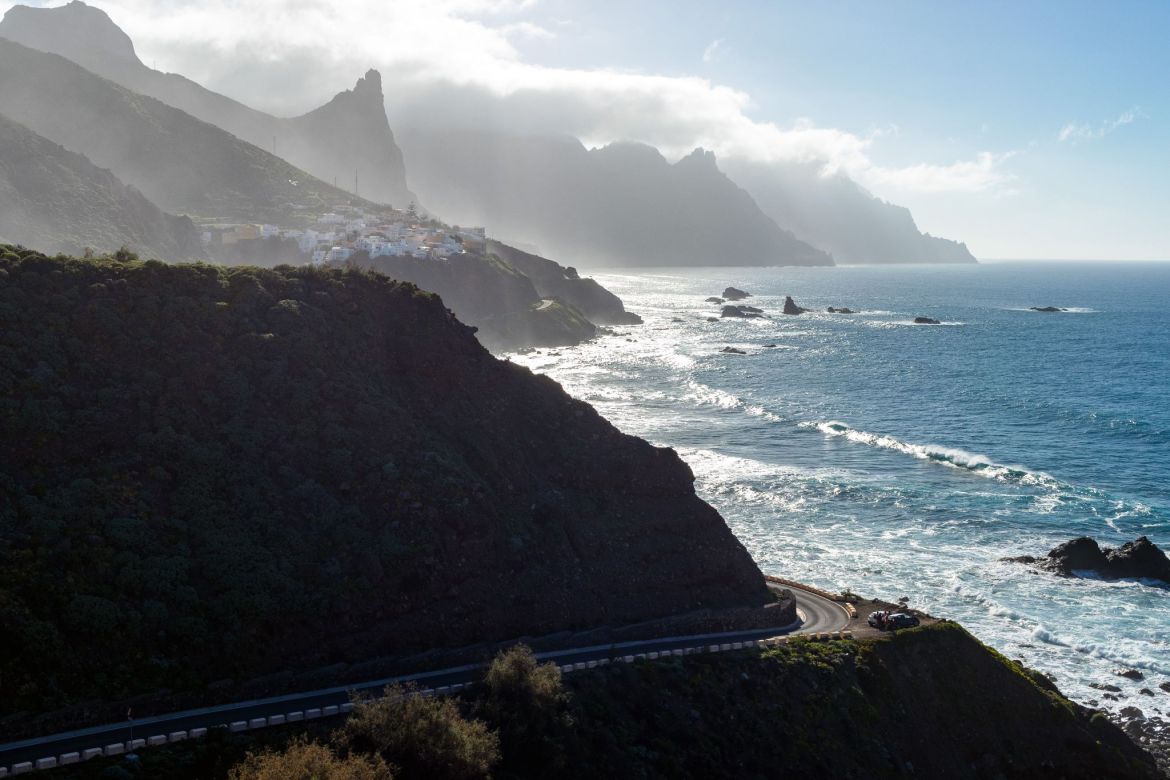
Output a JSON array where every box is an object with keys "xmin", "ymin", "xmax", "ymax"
[{"xmin": 812, "ymin": 421, "xmax": 1063, "ymax": 488}]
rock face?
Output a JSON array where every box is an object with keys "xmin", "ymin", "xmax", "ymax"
[
  {"xmin": 782, "ymin": 296, "xmax": 808, "ymax": 315},
  {"xmin": 486, "ymin": 240, "xmax": 641, "ymax": 325},
  {"xmin": 913, "ymin": 316, "xmax": 941, "ymax": 325},
  {"xmin": 1010, "ymin": 536, "xmax": 1170, "ymax": 583},
  {"xmin": 0, "ymin": 249, "xmax": 770, "ymax": 718},
  {"xmin": 0, "ymin": 1, "xmax": 416, "ymax": 207},
  {"xmin": 0, "ymin": 114, "xmax": 204, "ymax": 261},
  {"xmin": 722, "ymin": 287, "xmax": 751, "ymax": 301}
]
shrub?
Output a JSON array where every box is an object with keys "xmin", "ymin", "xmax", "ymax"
[
  {"xmin": 229, "ymin": 738, "xmax": 392, "ymax": 780},
  {"xmin": 336, "ymin": 684, "xmax": 499, "ymax": 780}
]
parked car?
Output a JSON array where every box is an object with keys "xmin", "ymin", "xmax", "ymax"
[
  {"xmin": 868, "ymin": 610, "xmax": 889, "ymax": 629},
  {"xmin": 885, "ymin": 612, "xmax": 920, "ymax": 629}
]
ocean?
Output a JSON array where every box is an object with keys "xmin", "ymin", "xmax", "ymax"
[{"xmin": 507, "ymin": 261, "xmax": 1170, "ymax": 715}]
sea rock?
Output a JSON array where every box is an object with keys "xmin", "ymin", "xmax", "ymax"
[
  {"xmin": 1017, "ymin": 536, "xmax": 1170, "ymax": 583},
  {"xmin": 763, "ymin": 344, "xmax": 777, "ymax": 348},
  {"xmin": 1031, "ymin": 306, "xmax": 1067, "ymax": 312},
  {"xmin": 1141, "ymin": 688, "xmax": 1155, "ymax": 696},
  {"xmin": 782, "ymin": 296, "xmax": 808, "ymax": 315},
  {"xmin": 1045, "ymin": 537, "xmax": 1110, "ymax": 575},
  {"xmin": 720, "ymin": 346, "xmax": 746, "ymax": 355},
  {"xmin": 721, "ymin": 305, "xmax": 762, "ymax": 319},
  {"xmin": 706, "ymin": 317, "xmax": 719, "ymax": 322},
  {"xmin": 739, "ymin": 305, "xmax": 764, "ymax": 314},
  {"xmin": 1102, "ymin": 536, "xmax": 1170, "ymax": 582},
  {"xmin": 1117, "ymin": 669, "xmax": 1146, "ymax": 681},
  {"xmin": 1120, "ymin": 706, "xmax": 1147, "ymax": 720},
  {"xmin": 722, "ymin": 287, "xmax": 751, "ymax": 301},
  {"xmin": 1091, "ymin": 682, "xmax": 1123, "ymax": 693},
  {"xmin": 1160, "ymin": 682, "xmax": 1170, "ymax": 693},
  {"xmin": 827, "ymin": 307, "xmax": 857, "ymax": 314},
  {"xmin": 913, "ymin": 316, "xmax": 941, "ymax": 325},
  {"xmin": 706, "ymin": 297, "xmax": 725, "ymax": 304}
]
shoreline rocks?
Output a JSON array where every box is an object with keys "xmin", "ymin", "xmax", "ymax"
[{"xmin": 1003, "ymin": 536, "xmax": 1170, "ymax": 584}]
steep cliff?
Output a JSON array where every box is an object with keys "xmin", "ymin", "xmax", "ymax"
[
  {"xmin": 0, "ymin": 1, "xmax": 416, "ymax": 207},
  {"xmin": 0, "ymin": 247, "xmax": 767, "ymax": 719},
  {"xmin": 0, "ymin": 114, "xmax": 204, "ymax": 260},
  {"xmin": 398, "ymin": 130, "xmax": 831, "ymax": 268},
  {"xmin": 723, "ymin": 159, "xmax": 978, "ymax": 264}
]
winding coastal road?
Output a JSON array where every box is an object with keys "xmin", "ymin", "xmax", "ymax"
[{"xmin": 0, "ymin": 589, "xmax": 850, "ymax": 773}]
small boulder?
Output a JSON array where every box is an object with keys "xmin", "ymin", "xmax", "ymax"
[
  {"xmin": 763, "ymin": 344, "xmax": 777, "ymax": 348},
  {"xmin": 720, "ymin": 346, "xmax": 746, "ymax": 355},
  {"xmin": 706, "ymin": 297, "xmax": 725, "ymax": 304},
  {"xmin": 827, "ymin": 307, "xmax": 857, "ymax": 314},
  {"xmin": 1160, "ymin": 682, "xmax": 1170, "ymax": 693},
  {"xmin": 1120, "ymin": 706, "xmax": 1146, "ymax": 720},
  {"xmin": 722, "ymin": 287, "xmax": 751, "ymax": 301},
  {"xmin": 1030, "ymin": 306, "xmax": 1067, "ymax": 312},
  {"xmin": 782, "ymin": 296, "xmax": 808, "ymax": 315},
  {"xmin": 1091, "ymin": 682, "xmax": 1123, "ymax": 693},
  {"xmin": 706, "ymin": 317, "xmax": 719, "ymax": 322},
  {"xmin": 1116, "ymin": 669, "xmax": 1146, "ymax": 681},
  {"xmin": 1140, "ymin": 688, "xmax": 1155, "ymax": 696},
  {"xmin": 913, "ymin": 316, "xmax": 941, "ymax": 325}
]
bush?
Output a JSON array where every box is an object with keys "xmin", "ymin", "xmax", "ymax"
[
  {"xmin": 335, "ymin": 685, "xmax": 499, "ymax": 780},
  {"xmin": 229, "ymin": 738, "xmax": 392, "ymax": 780},
  {"xmin": 479, "ymin": 644, "xmax": 571, "ymax": 772}
]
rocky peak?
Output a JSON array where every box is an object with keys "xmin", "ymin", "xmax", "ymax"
[
  {"xmin": 676, "ymin": 147, "xmax": 720, "ymax": 173},
  {"xmin": 0, "ymin": 1, "xmax": 142, "ymax": 66},
  {"xmin": 353, "ymin": 68, "xmax": 384, "ymax": 99}
]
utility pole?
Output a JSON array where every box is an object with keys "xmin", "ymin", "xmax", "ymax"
[{"xmin": 354, "ymin": 168, "xmax": 359, "ymax": 198}]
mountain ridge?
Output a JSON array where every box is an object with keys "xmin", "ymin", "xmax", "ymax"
[
  {"xmin": 398, "ymin": 129, "xmax": 833, "ymax": 268},
  {"xmin": 0, "ymin": 0, "xmax": 416, "ymax": 207}
]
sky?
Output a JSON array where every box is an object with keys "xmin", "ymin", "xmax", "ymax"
[{"xmin": 10, "ymin": 0, "xmax": 1169, "ymax": 259}]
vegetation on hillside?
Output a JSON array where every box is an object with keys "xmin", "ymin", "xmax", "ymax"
[
  {"xmin": 49, "ymin": 631, "xmax": 1157, "ymax": 780},
  {"xmin": 0, "ymin": 113, "xmax": 203, "ymax": 260},
  {"xmin": 0, "ymin": 247, "xmax": 765, "ymax": 724}
]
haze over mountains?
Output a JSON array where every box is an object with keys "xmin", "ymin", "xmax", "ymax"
[
  {"xmin": 0, "ymin": 0, "xmax": 977, "ymax": 267},
  {"xmin": 0, "ymin": 0, "xmax": 416, "ymax": 208},
  {"xmin": 0, "ymin": 113, "xmax": 203, "ymax": 259},
  {"xmin": 399, "ymin": 130, "xmax": 831, "ymax": 267}
]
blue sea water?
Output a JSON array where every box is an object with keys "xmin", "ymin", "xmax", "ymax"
[{"xmin": 508, "ymin": 261, "xmax": 1170, "ymax": 715}]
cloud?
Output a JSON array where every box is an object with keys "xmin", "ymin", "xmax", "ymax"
[
  {"xmin": 702, "ymin": 38, "xmax": 723, "ymax": 64},
  {"xmin": 21, "ymin": 0, "xmax": 1016, "ymax": 195},
  {"xmin": 1058, "ymin": 107, "xmax": 1143, "ymax": 143}
]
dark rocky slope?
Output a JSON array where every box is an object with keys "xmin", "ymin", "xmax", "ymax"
[
  {"xmin": 351, "ymin": 249, "xmax": 598, "ymax": 350},
  {"xmin": 0, "ymin": 0, "xmax": 416, "ymax": 207},
  {"xmin": 0, "ymin": 113, "xmax": 203, "ymax": 260},
  {"xmin": 0, "ymin": 39, "xmax": 369, "ymax": 224},
  {"xmin": 486, "ymin": 240, "xmax": 642, "ymax": 325},
  {"xmin": 0, "ymin": 247, "xmax": 767, "ymax": 720},
  {"xmin": 397, "ymin": 130, "xmax": 831, "ymax": 268}
]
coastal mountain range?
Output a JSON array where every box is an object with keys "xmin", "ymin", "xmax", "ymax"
[
  {"xmin": 1, "ymin": 0, "xmax": 976, "ymax": 267},
  {"xmin": 0, "ymin": 0, "xmax": 416, "ymax": 208},
  {"xmin": 397, "ymin": 130, "xmax": 833, "ymax": 268}
]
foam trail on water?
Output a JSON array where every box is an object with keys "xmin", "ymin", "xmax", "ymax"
[{"xmin": 811, "ymin": 421, "xmax": 1062, "ymax": 489}]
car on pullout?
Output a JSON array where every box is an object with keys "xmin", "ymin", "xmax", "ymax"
[{"xmin": 868, "ymin": 610, "xmax": 921, "ymax": 630}]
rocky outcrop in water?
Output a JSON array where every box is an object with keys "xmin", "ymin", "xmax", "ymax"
[
  {"xmin": 782, "ymin": 296, "xmax": 808, "ymax": 315},
  {"xmin": 1031, "ymin": 306, "xmax": 1068, "ymax": 312},
  {"xmin": 721, "ymin": 305, "xmax": 763, "ymax": 319},
  {"xmin": 827, "ymin": 307, "xmax": 857, "ymax": 314},
  {"xmin": 913, "ymin": 316, "xmax": 941, "ymax": 325},
  {"xmin": 1005, "ymin": 536, "xmax": 1170, "ymax": 583},
  {"xmin": 722, "ymin": 287, "xmax": 751, "ymax": 301}
]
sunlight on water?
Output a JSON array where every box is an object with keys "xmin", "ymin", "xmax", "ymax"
[{"xmin": 508, "ymin": 263, "xmax": 1170, "ymax": 718}]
